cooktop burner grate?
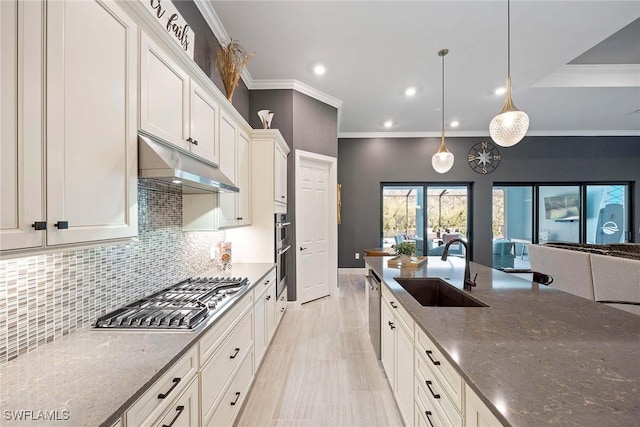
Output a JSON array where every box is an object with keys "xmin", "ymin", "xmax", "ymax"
[{"xmin": 94, "ymin": 277, "xmax": 249, "ymax": 330}]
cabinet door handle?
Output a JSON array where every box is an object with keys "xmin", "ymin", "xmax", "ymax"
[
  {"xmin": 31, "ymin": 221, "xmax": 47, "ymax": 230},
  {"xmin": 192, "ymin": 139, "xmax": 198, "ymax": 146},
  {"xmin": 281, "ymin": 195, "xmax": 285, "ymax": 199},
  {"xmin": 280, "ymin": 307, "xmax": 285, "ymax": 312},
  {"xmin": 230, "ymin": 392, "xmax": 241, "ymax": 406},
  {"xmin": 186, "ymin": 137, "xmax": 193, "ymax": 143},
  {"xmin": 425, "ymin": 411, "xmax": 435, "ymax": 427},
  {"xmin": 426, "ymin": 380, "xmax": 441, "ymax": 399},
  {"xmin": 54, "ymin": 221, "xmax": 68, "ymax": 229},
  {"xmin": 266, "ymin": 295, "xmax": 271, "ymax": 301},
  {"xmin": 161, "ymin": 405, "xmax": 185, "ymax": 427},
  {"xmin": 388, "ymin": 321, "xmax": 395, "ymax": 330},
  {"xmin": 230, "ymin": 347, "xmax": 240, "ymax": 359},
  {"xmin": 157, "ymin": 377, "xmax": 181, "ymax": 399},
  {"xmin": 390, "ymin": 302, "xmax": 398, "ymax": 309},
  {"xmin": 425, "ymin": 350, "xmax": 441, "ymax": 366}
]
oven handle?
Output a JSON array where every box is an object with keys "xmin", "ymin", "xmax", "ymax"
[
  {"xmin": 276, "ymin": 222, "xmax": 291, "ymax": 228},
  {"xmin": 277, "ymin": 245, "xmax": 292, "ymax": 255}
]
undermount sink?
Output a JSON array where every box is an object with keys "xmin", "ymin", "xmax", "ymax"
[{"xmin": 394, "ymin": 278, "xmax": 488, "ymax": 307}]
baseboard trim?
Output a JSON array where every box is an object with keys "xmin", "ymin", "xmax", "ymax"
[{"xmin": 338, "ymin": 268, "xmax": 367, "ymax": 275}]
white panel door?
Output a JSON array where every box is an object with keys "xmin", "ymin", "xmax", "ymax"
[
  {"xmin": 190, "ymin": 81, "xmax": 219, "ymax": 164},
  {"xmin": 0, "ymin": 0, "xmax": 44, "ymax": 251},
  {"xmin": 46, "ymin": 0, "xmax": 138, "ymax": 245},
  {"xmin": 140, "ymin": 32, "xmax": 189, "ymax": 150},
  {"xmin": 297, "ymin": 157, "xmax": 331, "ymax": 304}
]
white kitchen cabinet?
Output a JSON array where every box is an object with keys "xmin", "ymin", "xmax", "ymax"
[
  {"xmin": 1, "ymin": 0, "xmax": 138, "ymax": 251},
  {"xmin": 274, "ymin": 142, "xmax": 288, "ymax": 207},
  {"xmin": 276, "ymin": 286, "xmax": 287, "ymax": 326},
  {"xmin": 154, "ymin": 378, "xmax": 199, "ymax": 427},
  {"xmin": 0, "ymin": 0, "xmax": 44, "ymax": 251},
  {"xmin": 381, "ymin": 286, "xmax": 415, "ymax": 427},
  {"xmin": 465, "ymin": 384, "xmax": 503, "ymax": 427},
  {"xmin": 126, "ymin": 346, "xmax": 199, "ymax": 426},
  {"xmin": 140, "ymin": 33, "xmax": 220, "ymax": 165},
  {"xmin": 219, "ymin": 115, "xmax": 251, "ymax": 228},
  {"xmin": 253, "ymin": 269, "xmax": 277, "ymax": 371}
]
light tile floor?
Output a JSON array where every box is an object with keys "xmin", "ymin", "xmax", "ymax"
[{"xmin": 236, "ymin": 274, "xmax": 404, "ymax": 427}]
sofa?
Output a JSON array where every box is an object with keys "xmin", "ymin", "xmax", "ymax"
[{"xmin": 528, "ymin": 243, "xmax": 640, "ymax": 315}]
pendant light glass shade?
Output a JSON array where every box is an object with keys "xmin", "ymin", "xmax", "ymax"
[
  {"xmin": 489, "ymin": 78, "xmax": 529, "ymax": 147},
  {"xmin": 432, "ymin": 130, "xmax": 454, "ymax": 173},
  {"xmin": 490, "ymin": 0, "xmax": 529, "ymax": 147},
  {"xmin": 432, "ymin": 48, "xmax": 454, "ymax": 174}
]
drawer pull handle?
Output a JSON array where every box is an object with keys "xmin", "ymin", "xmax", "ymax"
[
  {"xmin": 388, "ymin": 321, "xmax": 395, "ymax": 330},
  {"xmin": 161, "ymin": 405, "xmax": 184, "ymax": 427},
  {"xmin": 230, "ymin": 392, "xmax": 241, "ymax": 406},
  {"xmin": 425, "ymin": 411, "xmax": 435, "ymax": 427},
  {"xmin": 230, "ymin": 348, "xmax": 240, "ymax": 359},
  {"xmin": 157, "ymin": 377, "xmax": 181, "ymax": 399},
  {"xmin": 426, "ymin": 350, "xmax": 441, "ymax": 366},
  {"xmin": 426, "ymin": 380, "xmax": 441, "ymax": 399},
  {"xmin": 390, "ymin": 301, "xmax": 397, "ymax": 309}
]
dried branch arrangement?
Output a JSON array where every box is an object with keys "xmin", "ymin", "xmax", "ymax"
[{"xmin": 214, "ymin": 40, "xmax": 254, "ymax": 101}]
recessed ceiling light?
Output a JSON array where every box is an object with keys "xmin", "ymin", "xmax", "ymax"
[
  {"xmin": 495, "ymin": 87, "xmax": 506, "ymax": 95},
  {"xmin": 405, "ymin": 87, "xmax": 417, "ymax": 97},
  {"xmin": 450, "ymin": 121, "xmax": 460, "ymax": 128},
  {"xmin": 384, "ymin": 120, "xmax": 393, "ymax": 128},
  {"xmin": 313, "ymin": 64, "xmax": 326, "ymax": 76}
]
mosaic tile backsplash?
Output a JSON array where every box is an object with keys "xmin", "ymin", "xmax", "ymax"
[{"xmin": 0, "ymin": 182, "xmax": 224, "ymax": 365}]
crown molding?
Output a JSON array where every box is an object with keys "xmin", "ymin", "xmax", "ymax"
[
  {"xmin": 338, "ymin": 129, "xmax": 640, "ymax": 139},
  {"xmin": 533, "ymin": 64, "xmax": 640, "ymax": 88},
  {"xmin": 250, "ymin": 79, "xmax": 343, "ymax": 109}
]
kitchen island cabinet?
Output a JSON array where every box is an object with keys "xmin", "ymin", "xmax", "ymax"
[{"xmin": 366, "ymin": 256, "xmax": 640, "ymax": 427}]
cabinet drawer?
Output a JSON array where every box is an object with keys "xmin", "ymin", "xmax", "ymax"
[
  {"xmin": 126, "ymin": 346, "xmax": 198, "ymax": 427},
  {"xmin": 253, "ymin": 271, "xmax": 276, "ymax": 300},
  {"xmin": 200, "ymin": 311, "xmax": 253, "ymax": 423},
  {"xmin": 200, "ymin": 291, "xmax": 253, "ymax": 363},
  {"xmin": 415, "ymin": 393, "xmax": 447, "ymax": 427},
  {"xmin": 153, "ymin": 377, "xmax": 199, "ymax": 427},
  {"xmin": 415, "ymin": 353, "xmax": 462, "ymax": 427},
  {"xmin": 276, "ymin": 286, "xmax": 287, "ymax": 325},
  {"xmin": 382, "ymin": 284, "xmax": 414, "ymax": 337},
  {"xmin": 205, "ymin": 348, "xmax": 254, "ymax": 427},
  {"xmin": 415, "ymin": 328, "xmax": 463, "ymax": 412}
]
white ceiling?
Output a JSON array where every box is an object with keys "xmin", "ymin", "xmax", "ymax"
[{"xmin": 205, "ymin": 1, "xmax": 640, "ymax": 137}]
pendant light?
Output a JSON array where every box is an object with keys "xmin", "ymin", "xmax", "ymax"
[
  {"xmin": 432, "ymin": 48, "xmax": 454, "ymax": 174},
  {"xmin": 489, "ymin": 0, "xmax": 529, "ymax": 147}
]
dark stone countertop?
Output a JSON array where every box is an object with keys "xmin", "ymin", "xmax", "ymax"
[
  {"xmin": 0, "ymin": 263, "xmax": 275, "ymax": 427},
  {"xmin": 365, "ymin": 256, "xmax": 640, "ymax": 427}
]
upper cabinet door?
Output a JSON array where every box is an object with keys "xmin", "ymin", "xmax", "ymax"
[
  {"xmin": 274, "ymin": 143, "xmax": 288, "ymax": 205},
  {"xmin": 237, "ymin": 130, "xmax": 251, "ymax": 225},
  {"xmin": 218, "ymin": 111, "xmax": 238, "ymax": 228},
  {"xmin": 140, "ymin": 32, "xmax": 190, "ymax": 151},
  {"xmin": 0, "ymin": 0, "xmax": 44, "ymax": 251},
  {"xmin": 46, "ymin": 0, "xmax": 138, "ymax": 246},
  {"xmin": 190, "ymin": 81, "xmax": 219, "ymax": 165}
]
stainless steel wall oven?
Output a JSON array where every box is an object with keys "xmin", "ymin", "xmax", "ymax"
[{"xmin": 275, "ymin": 214, "xmax": 291, "ymax": 298}]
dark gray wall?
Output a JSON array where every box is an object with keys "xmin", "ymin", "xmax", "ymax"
[
  {"xmin": 249, "ymin": 89, "xmax": 338, "ymax": 301},
  {"xmin": 338, "ymin": 136, "xmax": 640, "ymax": 268},
  {"xmin": 173, "ymin": 1, "xmax": 250, "ymax": 120}
]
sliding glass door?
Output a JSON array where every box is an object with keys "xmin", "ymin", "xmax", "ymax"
[
  {"xmin": 586, "ymin": 184, "xmax": 629, "ymax": 244},
  {"xmin": 381, "ymin": 186, "xmax": 424, "ymax": 253}
]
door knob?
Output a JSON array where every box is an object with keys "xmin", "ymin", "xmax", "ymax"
[{"xmin": 300, "ymin": 247, "xmax": 308, "ymax": 251}]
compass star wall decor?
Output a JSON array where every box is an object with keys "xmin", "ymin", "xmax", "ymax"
[{"xmin": 468, "ymin": 141, "xmax": 501, "ymax": 174}]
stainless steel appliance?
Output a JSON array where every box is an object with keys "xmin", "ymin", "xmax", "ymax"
[
  {"xmin": 275, "ymin": 214, "xmax": 291, "ymax": 298},
  {"xmin": 94, "ymin": 277, "xmax": 249, "ymax": 330},
  {"xmin": 367, "ymin": 269, "xmax": 381, "ymax": 359}
]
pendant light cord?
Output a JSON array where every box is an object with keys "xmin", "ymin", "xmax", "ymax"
[
  {"xmin": 441, "ymin": 51, "xmax": 445, "ymax": 131},
  {"xmin": 507, "ymin": 0, "xmax": 511, "ymax": 78}
]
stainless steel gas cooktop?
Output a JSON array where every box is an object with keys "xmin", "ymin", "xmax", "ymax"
[{"xmin": 94, "ymin": 277, "xmax": 249, "ymax": 330}]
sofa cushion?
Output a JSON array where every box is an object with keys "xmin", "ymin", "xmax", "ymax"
[
  {"xmin": 590, "ymin": 253, "xmax": 640, "ymax": 304},
  {"xmin": 528, "ymin": 244, "xmax": 595, "ymax": 300}
]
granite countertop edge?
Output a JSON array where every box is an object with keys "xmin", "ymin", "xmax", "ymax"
[{"xmin": 0, "ymin": 263, "xmax": 275, "ymax": 427}]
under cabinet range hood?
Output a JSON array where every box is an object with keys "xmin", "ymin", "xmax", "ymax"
[{"xmin": 138, "ymin": 133, "xmax": 239, "ymax": 193}]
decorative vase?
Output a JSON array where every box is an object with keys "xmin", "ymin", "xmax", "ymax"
[
  {"xmin": 399, "ymin": 254, "xmax": 411, "ymax": 264},
  {"xmin": 257, "ymin": 110, "xmax": 274, "ymax": 129}
]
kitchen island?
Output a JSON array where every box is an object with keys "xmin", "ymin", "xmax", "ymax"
[
  {"xmin": 0, "ymin": 263, "xmax": 275, "ymax": 427},
  {"xmin": 366, "ymin": 256, "xmax": 640, "ymax": 427}
]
